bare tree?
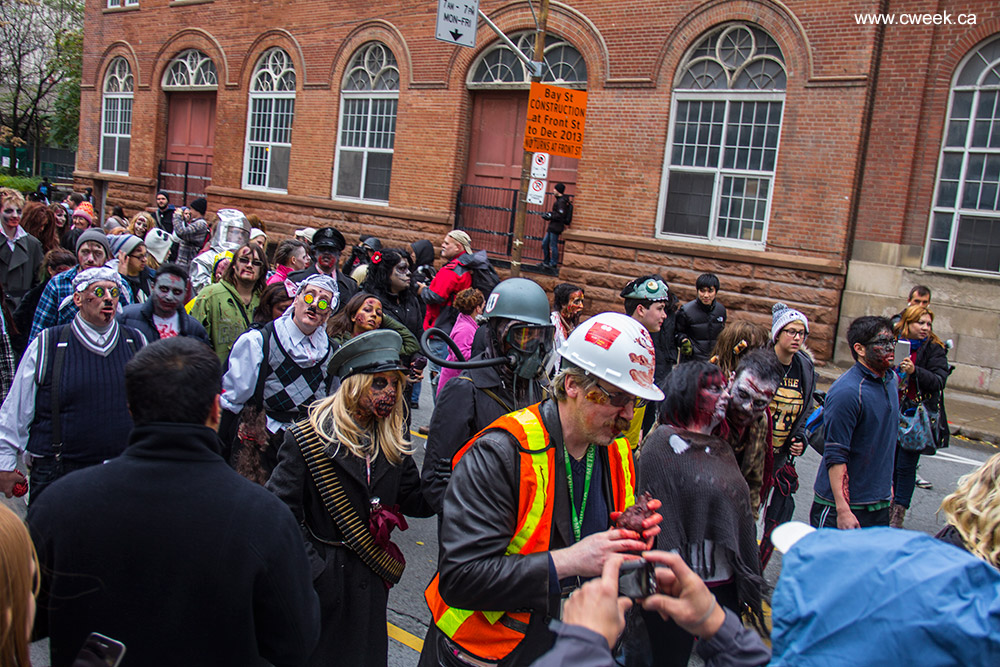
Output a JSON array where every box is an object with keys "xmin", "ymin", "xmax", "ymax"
[{"xmin": 0, "ymin": 0, "xmax": 84, "ymax": 170}]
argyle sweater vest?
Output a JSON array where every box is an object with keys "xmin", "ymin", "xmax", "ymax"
[{"xmin": 261, "ymin": 330, "xmax": 333, "ymax": 423}]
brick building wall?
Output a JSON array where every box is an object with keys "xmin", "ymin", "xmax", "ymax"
[
  {"xmin": 842, "ymin": 1, "xmax": 1000, "ymax": 394},
  {"xmin": 76, "ymin": 0, "xmax": 890, "ymax": 362}
]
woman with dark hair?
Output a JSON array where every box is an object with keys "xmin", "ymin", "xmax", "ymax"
[
  {"xmin": 890, "ymin": 304, "xmax": 950, "ymax": 528},
  {"xmin": 267, "ymin": 330, "xmax": 432, "ymax": 666},
  {"xmin": 20, "ymin": 201, "xmax": 60, "ymax": 253},
  {"xmin": 363, "ymin": 248, "xmax": 426, "ymax": 409},
  {"xmin": 636, "ymin": 362, "xmax": 766, "ymax": 666},
  {"xmin": 327, "ymin": 291, "xmax": 419, "ymax": 356},
  {"xmin": 253, "ymin": 281, "xmax": 295, "ymax": 324}
]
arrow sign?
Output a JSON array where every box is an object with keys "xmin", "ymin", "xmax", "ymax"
[{"xmin": 436, "ymin": 0, "xmax": 479, "ymax": 49}]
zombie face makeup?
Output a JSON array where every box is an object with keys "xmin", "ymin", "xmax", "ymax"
[
  {"xmin": 234, "ymin": 248, "xmax": 262, "ymax": 284},
  {"xmin": 213, "ymin": 258, "xmax": 231, "ymax": 283},
  {"xmin": 389, "ymin": 259, "xmax": 411, "ymax": 294},
  {"xmin": 292, "ymin": 286, "xmax": 334, "ymax": 334},
  {"xmin": 353, "ymin": 297, "xmax": 382, "ymax": 335},
  {"xmin": 77, "ymin": 241, "xmax": 107, "ymax": 269},
  {"xmin": 562, "ymin": 291, "xmax": 585, "ymax": 324},
  {"xmin": 316, "ymin": 250, "xmax": 339, "ymax": 275},
  {"xmin": 152, "ymin": 274, "xmax": 186, "ymax": 318},
  {"xmin": 358, "ymin": 372, "xmax": 399, "ymax": 420},
  {"xmin": 133, "ymin": 216, "xmax": 151, "ymax": 238},
  {"xmin": 53, "ymin": 207, "xmax": 67, "ymax": 229},
  {"xmin": 1, "ymin": 200, "xmax": 22, "ymax": 236},
  {"xmin": 860, "ymin": 331, "xmax": 895, "ymax": 375},
  {"xmin": 75, "ymin": 280, "xmax": 119, "ymax": 327},
  {"xmin": 691, "ymin": 371, "xmax": 728, "ymax": 433},
  {"xmin": 726, "ymin": 370, "xmax": 777, "ymax": 430}
]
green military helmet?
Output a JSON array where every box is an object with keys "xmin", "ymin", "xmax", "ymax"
[{"xmin": 482, "ymin": 278, "xmax": 551, "ymax": 326}]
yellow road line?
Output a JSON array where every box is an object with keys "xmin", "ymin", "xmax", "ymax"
[
  {"xmin": 387, "ymin": 622, "xmax": 424, "ymax": 652},
  {"xmin": 410, "ymin": 429, "xmax": 428, "ymax": 440}
]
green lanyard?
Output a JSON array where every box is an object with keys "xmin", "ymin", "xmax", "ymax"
[{"xmin": 564, "ymin": 445, "xmax": 595, "ymax": 543}]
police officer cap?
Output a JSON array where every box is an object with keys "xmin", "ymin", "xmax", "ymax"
[
  {"xmin": 313, "ymin": 227, "xmax": 346, "ymax": 252},
  {"xmin": 620, "ymin": 277, "xmax": 670, "ymax": 301},
  {"xmin": 330, "ymin": 329, "xmax": 407, "ymax": 380}
]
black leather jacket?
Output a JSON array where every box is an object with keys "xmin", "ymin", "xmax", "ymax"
[{"xmin": 427, "ymin": 399, "xmax": 621, "ymax": 666}]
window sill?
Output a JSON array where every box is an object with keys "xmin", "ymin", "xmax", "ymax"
[
  {"xmin": 73, "ymin": 171, "xmax": 157, "ymax": 187},
  {"xmin": 103, "ymin": 5, "xmax": 140, "ymax": 14},
  {"xmin": 169, "ymin": 0, "xmax": 213, "ymax": 6}
]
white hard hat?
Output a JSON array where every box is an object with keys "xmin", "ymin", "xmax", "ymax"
[{"xmin": 557, "ymin": 312, "xmax": 665, "ymax": 402}]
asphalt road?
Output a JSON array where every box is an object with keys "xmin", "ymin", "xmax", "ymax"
[{"xmin": 14, "ymin": 377, "xmax": 995, "ymax": 666}]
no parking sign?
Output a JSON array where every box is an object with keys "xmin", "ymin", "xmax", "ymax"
[{"xmin": 527, "ymin": 178, "xmax": 546, "ymax": 205}]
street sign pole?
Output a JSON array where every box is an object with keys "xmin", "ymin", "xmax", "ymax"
[{"xmin": 509, "ymin": 0, "xmax": 548, "ymax": 277}]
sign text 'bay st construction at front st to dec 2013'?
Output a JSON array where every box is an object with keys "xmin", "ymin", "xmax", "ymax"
[{"xmin": 523, "ymin": 82, "xmax": 588, "ymax": 160}]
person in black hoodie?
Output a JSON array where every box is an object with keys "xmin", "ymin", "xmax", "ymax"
[
  {"xmin": 675, "ymin": 273, "xmax": 726, "ymax": 362},
  {"xmin": 363, "ymin": 247, "xmax": 426, "ymax": 413}
]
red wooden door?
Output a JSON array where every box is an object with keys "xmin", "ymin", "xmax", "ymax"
[{"xmin": 166, "ymin": 92, "xmax": 216, "ymax": 165}]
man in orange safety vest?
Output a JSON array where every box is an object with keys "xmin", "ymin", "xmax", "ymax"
[{"xmin": 419, "ymin": 312, "xmax": 665, "ymax": 666}]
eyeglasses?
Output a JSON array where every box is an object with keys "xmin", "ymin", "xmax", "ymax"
[
  {"xmin": 92, "ymin": 286, "xmax": 120, "ymax": 299},
  {"xmin": 236, "ymin": 257, "xmax": 263, "ymax": 267},
  {"xmin": 128, "ymin": 251, "xmax": 147, "ymax": 261},
  {"xmin": 586, "ymin": 383, "xmax": 646, "ymax": 409},
  {"xmin": 782, "ymin": 328, "xmax": 807, "ymax": 340},
  {"xmin": 302, "ymin": 292, "xmax": 331, "ymax": 311}
]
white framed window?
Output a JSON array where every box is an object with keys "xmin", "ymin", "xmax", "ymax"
[
  {"xmin": 927, "ymin": 34, "xmax": 1000, "ymax": 276},
  {"xmin": 468, "ymin": 31, "xmax": 587, "ymax": 89},
  {"xmin": 243, "ymin": 48, "xmax": 296, "ymax": 192},
  {"xmin": 162, "ymin": 49, "xmax": 217, "ymax": 90},
  {"xmin": 334, "ymin": 42, "xmax": 399, "ymax": 203},
  {"xmin": 106, "ymin": 0, "xmax": 138, "ymax": 7},
  {"xmin": 656, "ymin": 23, "xmax": 786, "ymax": 247},
  {"xmin": 100, "ymin": 57, "xmax": 133, "ymax": 174}
]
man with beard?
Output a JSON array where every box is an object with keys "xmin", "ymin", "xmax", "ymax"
[
  {"xmin": 287, "ymin": 226, "xmax": 356, "ymax": 313},
  {"xmin": 189, "ymin": 242, "xmax": 268, "ymax": 361},
  {"xmin": 29, "ymin": 229, "xmax": 134, "ymax": 341},
  {"xmin": 219, "ymin": 274, "xmax": 338, "ymax": 483},
  {"xmin": 722, "ymin": 349, "xmax": 783, "ymax": 517},
  {"xmin": 118, "ymin": 263, "xmax": 209, "ymax": 344},
  {"xmin": 0, "ymin": 268, "xmax": 146, "ymax": 501},
  {"xmin": 811, "ymin": 316, "xmax": 898, "ymax": 529},
  {"xmin": 419, "ymin": 312, "xmax": 662, "ymax": 667}
]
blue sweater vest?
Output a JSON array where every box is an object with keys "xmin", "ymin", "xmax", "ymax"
[{"xmin": 27, "ymin": 325, "xmax": 141, "ymax": 462}]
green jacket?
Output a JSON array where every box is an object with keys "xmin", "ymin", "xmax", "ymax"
[{"xmin": 189, "ymin": 280, "xmax": 261, "ymax": 361}]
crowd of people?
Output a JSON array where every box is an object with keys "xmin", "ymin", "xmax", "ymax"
[{"xmin": 0, "ymin": 184, "xmax": 996, "ymax": 666}]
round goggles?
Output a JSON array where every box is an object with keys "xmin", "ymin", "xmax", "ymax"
[
  {"xmin": 92, "ymin": 286, "xmax": 120, "ymax": 299},
  {"xmin": 302, "ymin": 292, "xmax": 331, "ymax": 311}
]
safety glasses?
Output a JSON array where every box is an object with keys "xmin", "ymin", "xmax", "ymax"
[
  {"xmin": 302, "ymin": 292, "xmax": 331, "ymax": 311},
  {"xmin": 586, "ymin": 383, "xmax": 645, "ymax": 409}
]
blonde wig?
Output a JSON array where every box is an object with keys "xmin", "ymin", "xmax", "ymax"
[
  {"xmin": 940, "ymin": 452, "xmax": 1000, "ymax": 568},
  {"xmin": 711, "ymin": 320, "xmax": 771, "ymax": 376},
  {"xmin": 309, "ymin": 370, "xmax": 411, "ymax": 465},
  {"xmin": 0, "ymin": 504, "xmax": 39, "ymax": 667},
  {"xmin": 894, "ymin": 305, "xmax": 945, "ymax": 349},
  {"xmin": 0, "ymin": 187, "xmax": 24, "ymax": 207},
  {"xmin": 128, "ymin": 211, "xmax": 157, "ymax": 238}
]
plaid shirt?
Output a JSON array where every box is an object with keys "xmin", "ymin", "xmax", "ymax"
[{"xmin": 29, "ymin": 266, "xmax": 133, "ymax": 342}]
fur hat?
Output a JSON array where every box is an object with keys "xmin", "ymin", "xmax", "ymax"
[{"xmin": 771, "ymin": 302, "xmax": 809, "ymax": 342}]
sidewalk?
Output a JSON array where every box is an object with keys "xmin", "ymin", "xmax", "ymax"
[{"xmin": 815, "ymin": 364, "xmax": 1000, "ymax": 451}]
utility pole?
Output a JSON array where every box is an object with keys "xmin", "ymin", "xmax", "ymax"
[{"xmin": 509, "ymin": 0, "xmax": 548, "ymax": 277}]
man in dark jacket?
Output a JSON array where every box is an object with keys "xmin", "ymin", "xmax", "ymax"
[
  {"xmin": 675, "ymin": 272, "xmax": 726, "ymax": 362},
  {"xmin": 154, "ymin": 190, "xmax": 176, "ymax": 233},
  {"xmin": 118, "ymin": 263, "xmax": 209, "ymax": 344},
  {"xmin": 541, "ymin": 182, "xmax": 572, "ymax": 270},
  {"xmin": 0, "ymin": 188, "xmax": 44, "ymax": 308},
  {"xmin": 420, "ymin": 278, "xmax": 552, "ymax": 515},
  {"xmin": 287, "ymin": 226, "xmax": 357, "ymax": 313},
  {"xmin": 27, "ymin": 337, "xmax": 320, "ymax": 667}
]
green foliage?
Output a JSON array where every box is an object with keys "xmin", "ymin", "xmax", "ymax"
[
  {"xmin": 49, "ymin": 26, "xmax": 83, "ymax": 149},
  {"xmin": 0, "ymin": 175, "xmax": 42, "ymax": 193}
]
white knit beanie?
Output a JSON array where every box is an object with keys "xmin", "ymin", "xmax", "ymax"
[{"xmin": 771, "ymin": 302, "xmax": 809, "ymax": 342}]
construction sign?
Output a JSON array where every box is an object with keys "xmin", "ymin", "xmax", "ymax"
[{"xmin": 523, "ymin": 82, "xmax": 587, "ymax": 159}]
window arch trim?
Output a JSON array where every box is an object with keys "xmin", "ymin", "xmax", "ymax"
[
  {"xmin": 467, "ymin": 31, "xmax": 587, "ymax": 90},
  {"xmin": 162, "ymin": 49, "xmax": 218, "ymax": 91}
]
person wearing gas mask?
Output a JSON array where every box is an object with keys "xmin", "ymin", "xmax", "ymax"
[
  {"xmin": 420, "ymin": 278, "xmax": 553, "ymax": 515},
  {"xmin": 188, "ymin": 208, "xmax": 251, "ymax": 296}
]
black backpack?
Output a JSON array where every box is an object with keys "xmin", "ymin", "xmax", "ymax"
[{"xmin": 456, "ymin": 250, "xmax": 501, "ymax": 298}]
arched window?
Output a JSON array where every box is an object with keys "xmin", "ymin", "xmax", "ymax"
[
  {"xmin": 162, "ymin": 49, "xmax": 217, "ymax": 90},
  {"xmin": 657, "ymin": 23, "xmax": 786, "ymax": 245},
  {"xmin": 334, "ymin": 42, "xmax": 399, "ymax": 202},
  {"xmin": 101, "ymin": 57, "xmax": 133, "ymax": 174},
  {"xmin": 928, "ymin": 34, "xmax": 1000, "ymax": 275},
  {"xmin": 243, "ymin": 48, "xmax": 296, "ymax": 192},
  {"xmin": 468, "ymin": 32, "xmax": 587, "ymax": 88}
]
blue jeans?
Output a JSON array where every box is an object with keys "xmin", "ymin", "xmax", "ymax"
[
  {"xmin": 542, "ymin": 231, "xmax": 560, "ymax": 266},
  {"xmin": 892, "ymin": 445, "xmax": 921, "ymax": 509}
]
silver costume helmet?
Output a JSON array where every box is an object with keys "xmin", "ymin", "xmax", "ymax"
[{"xmin": 209, "ymin": 208, "xmax": 251, "ymax": 252}]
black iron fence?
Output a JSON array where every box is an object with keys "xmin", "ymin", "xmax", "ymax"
[
  {"xmin": 454, "ymin": 183, "xmax": 564, "ymax": 268},
  {"xmin": 157, "ymin": 159, "xmax": 212, "ymax": 205}
]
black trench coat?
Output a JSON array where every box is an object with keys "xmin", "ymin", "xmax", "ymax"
[{"xmin": 267, "ymin": 428, "xmax": 432, "ymax": 667}]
